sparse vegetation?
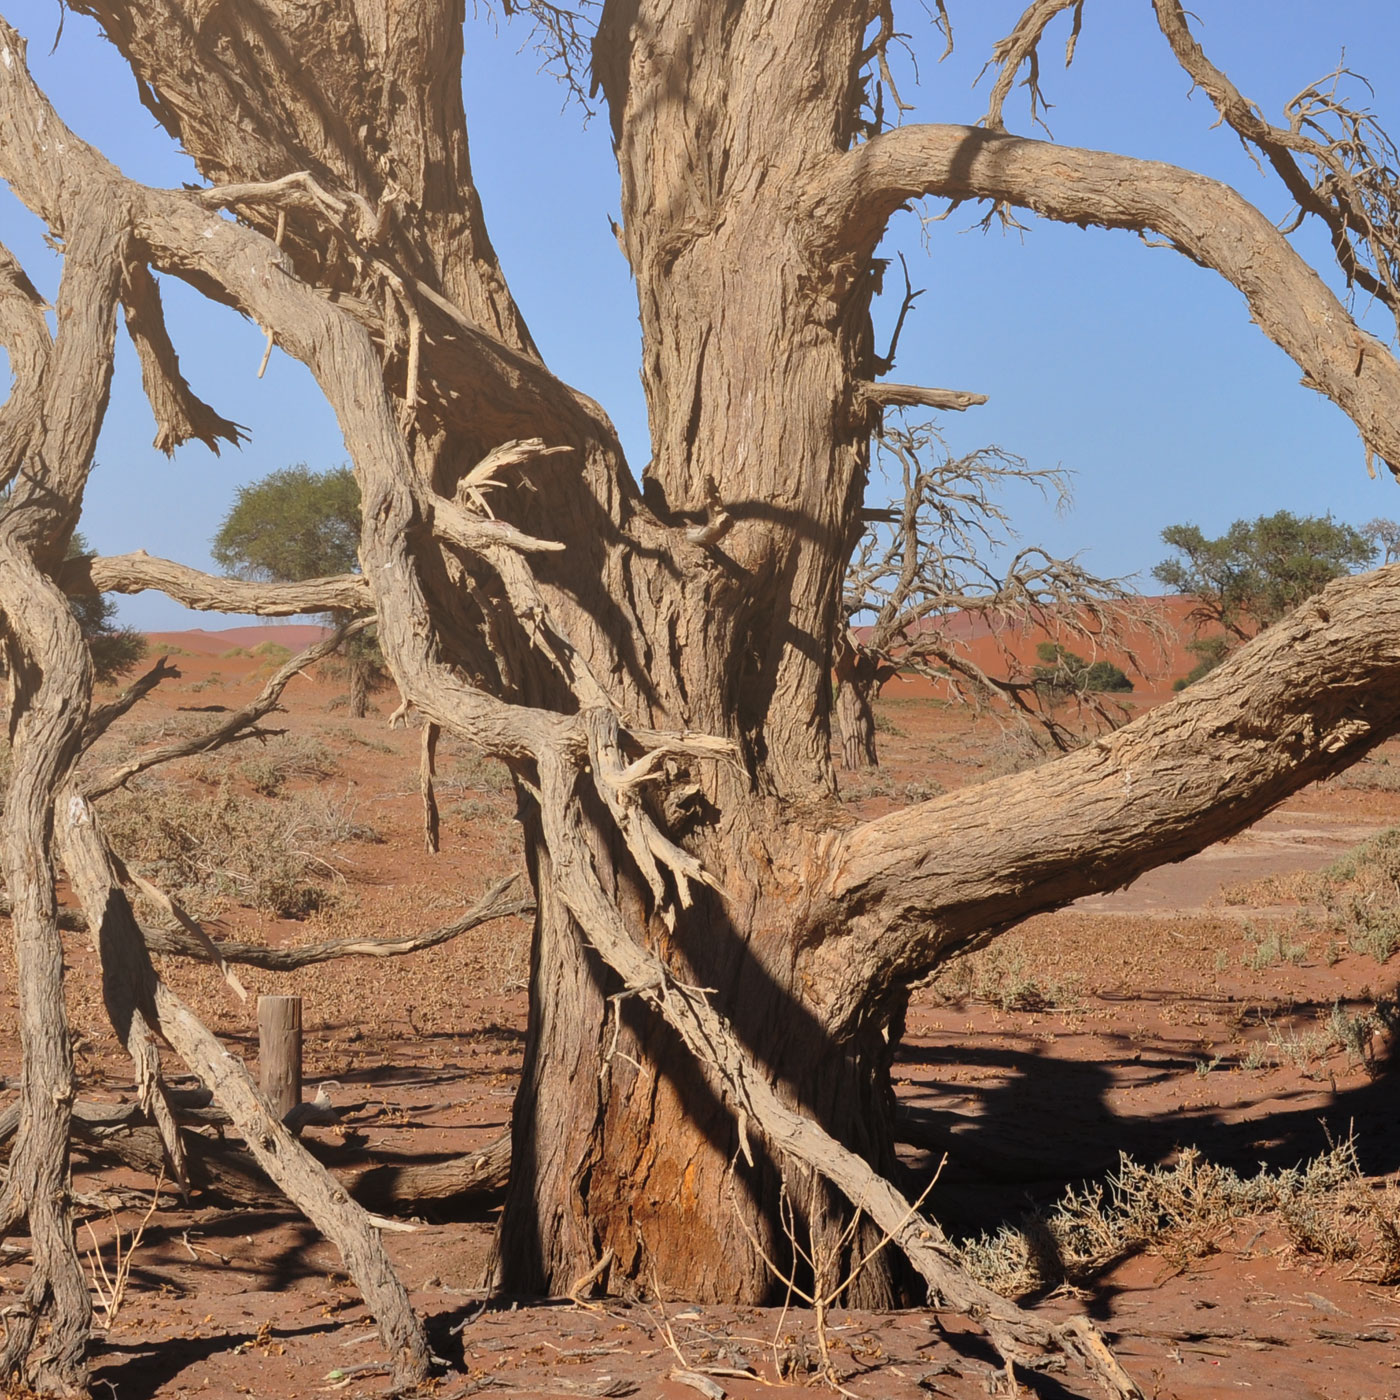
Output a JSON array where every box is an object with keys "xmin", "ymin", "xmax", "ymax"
[
  {"xmin": 872, "ymin": 709, "xmax": 906, "ymax": 737},
  {"xmin": 927, "ymin": 944, "xmax": 1076, "ymax": 1012},
  {"xmin": 1317, "ymin": 829, "xmax": 1400, "ymax": 962},
  {"xmin": 1331, "ymin": 756, "xmax": 1400, "ymax": 793},
  {"xmin": 96, "ymin": 776, "xmax": 375, "ymax": 920},
  {"xmin": 958, "ymin": 1136, "xmax": 1400, "ymax": 1299},
  {"xmin": 1242, "ymin": 921, "xmax": 1308, "ymax": 970},
  {"xmin": 446, "ymin": 748, "xmax": 513, "ymax": 793},
  {"xmin": 233, "ymin": 734, "xmax": 340, "ymax": 797}
]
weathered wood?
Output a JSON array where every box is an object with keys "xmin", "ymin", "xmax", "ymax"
[
  {"xmin": 0, "ymin": 876, "xmax": 532, "ymax": 970},
  {"xmin": 347, "ymin": 1134, "xmax": 512, "ymax": 1213},
  {"xmin": 818, "ymin": 121, "xmax": 1400, "ymax": 476},
  {"xmin": 3, "ymin": 6, "xmax": 1400, "ymax": 1384},
  {"xmin": 59, "ymin": 551, "xmax": 369, "ymax": 616},
  {"xmin": 421, "ymin": 722, "xmax": 441, "ymax": 855},
  {"xmin": 0, "ymin": 1099, "xmax": 512, "ymax": 1213},
  {"xmin": 855, "ymin": 381, "xmax": 988, "ymax": 412},
  {"xmin": 0, "ymin": 196, "xmax": 129, "ymax": 1393},
  {"xmin": 56, "ymin": 800, "xmax": 432, "ymax": 1386},
  {"xmin": 258, "ymin": 996, "xmax": 303, "ymax": 1123},
  {"xmin": 818, "ymin": 563, "xmax": 1400, "ymax": 1030}
]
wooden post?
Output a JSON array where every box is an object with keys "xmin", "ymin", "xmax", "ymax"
[{"xmin": 258, "ymin": 995, "xmax": 302, "ymax": 1120}]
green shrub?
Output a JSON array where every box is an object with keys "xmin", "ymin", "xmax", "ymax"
[{"xmin": 1033, "ymin": 642, "xmax": 1132, "ymax": 696}]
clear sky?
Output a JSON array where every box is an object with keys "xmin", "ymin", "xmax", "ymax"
[{"xmin": 2, "ymin": 1, "xmax": 1399, "ymax": 630}]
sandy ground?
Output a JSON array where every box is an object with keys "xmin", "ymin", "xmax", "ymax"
[{"xmin": 2, "ymin": 631, "xmax": 1399, "ymax": 1399}]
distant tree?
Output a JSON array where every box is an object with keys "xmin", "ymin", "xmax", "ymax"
[
  {"xmin": 1154, "ymin": 511, "xmax": 1383, "ymax": 686},
  {"xmin": 66, "ymin": 534, "xmax": 145, "ymax": 684},
  {"xmin": 1032, "ymin": 642, "xmax": 1133, "ymax": 697},
  {"xmin": 1362, "ymin": 517, "xmax": 1400, "ymax": 564},
  {"xmin": 839, "ymin": 421, "xmax": 1143, "ymax": 768},
  {"xmin": 212, "ymin": 465, "xmax": 382, "ymax": 716}
]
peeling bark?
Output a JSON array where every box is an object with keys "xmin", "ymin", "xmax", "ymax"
[{"xmin": 0, "ymin": 7, "xmax": 1399, "ymax": 1392}]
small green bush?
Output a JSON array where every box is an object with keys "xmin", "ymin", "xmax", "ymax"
[{"xmin": 1033, "ymin": 642, "xmax": 1132, "ymax": 696}]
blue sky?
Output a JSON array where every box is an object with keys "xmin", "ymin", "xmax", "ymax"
[{"xmin": 1, "ymin": 1, "xmax": 1399, "ymax": 629}]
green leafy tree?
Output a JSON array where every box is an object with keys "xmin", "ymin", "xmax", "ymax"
[
  {"xmin": 212, "ymin": 465, "xmax": 382, "ymax": 716},
  {"xmin": 67, "ymin": 534, "xmax": 146, "ymax": 684},
  {"xmin": 1154, "ymin": 511, "xmax": 1382, "ymax": 686},
  {"xmin": 1032, "ymin": 642, "xmax": 1133, "ymax": 697}
]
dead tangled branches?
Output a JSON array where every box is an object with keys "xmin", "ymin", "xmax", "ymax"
[
  {"xmin": 842, "ymin": 417, "xmax": 1158, "ymax": 753},
  {"xmin": 1153, "ymin": 0, "xmax": 1400, "ymax": 341},
  {"xmin": 981, "ymin": 0, "xmax": 1086, "ymax": 134},
  {"xmin": 9, "ymin": 2, "xmax": 1400, "ymax": 1396}
]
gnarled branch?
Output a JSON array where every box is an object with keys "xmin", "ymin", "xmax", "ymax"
[
  {"xmin": 817, "ymin": 123, "xmax": 1400, "ymax": 475},
  {"xmin": 855, "ymin": 381, "xmax": 988, "ymax": 412},
  {"xmin": 120, "ymin": 260, "xmax": 246, "ymax": 455},
  {"xmin": 818, "ymin": 563, "xmax": 1400, "ymax": 1031},
  {"xmin": 60, "ymin": 551, "xmax": 371, "ymax": 616}
]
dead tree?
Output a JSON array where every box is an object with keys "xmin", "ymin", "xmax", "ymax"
[
  {"xmin": 4, "ymin": 2, "xmax": 1400, "ymax": 1394},
  {"xmin": 839, "ymin": 421, "xmax": 1145, "ymax": 768}
]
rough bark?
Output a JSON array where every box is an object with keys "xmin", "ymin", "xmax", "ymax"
[
  {"xmin": 814, "ymin": 122, "xmax": 1400, "ymax": 475},
  {"xmin": 55, "ymin": 798, "xmax": 432, "ymax": 1386},
  {"xmin": 837, "ymin": 675, "xmax": 879, "ymax": 770},
  {"xmin": 4, "ymin": 8, "xmax": 1400, "ymax": 1389},
  {"xmin": 815, "ymin": 565, "xmax": 1400, "ymax": 1030},
  {"xmin": 0, "ymin": 186, "xmax": 128, "ymax": 1395},
  {"xmin": 834, "ymin": 634, "xmax": 894, "ymax": 770},
  {"xmin": 60, "ymin": 552, "xmax": 370, "ymax": 616},
  {"xmin": 0, "ymin": 549, "xmax": 93, "ymax": 1395},
  {"xmin": 0, "ymin": 1104, "xmax": 513, "ymax": 1214}
]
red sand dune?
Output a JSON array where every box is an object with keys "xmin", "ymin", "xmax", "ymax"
[
  {"xmin": 144, "ymin": 624, "xmax": 332, "ymax": 657},
  {"xmin": 855, "ymin": 595, "xmax": 1203, "ymax": 702}
]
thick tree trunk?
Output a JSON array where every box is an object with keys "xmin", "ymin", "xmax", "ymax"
[
  {"xmin": 348, "ymin": 656, "xmax": 368, "ymax": 719},
  {"xmin": 495, "ymin": 803, "xmax": 909, "ymax": 1306},
  {"xmin": 0, "ymin": 556, "xmax": 96, "ymax": 1395},
  {"xmin": 834, "ymin": 633, "xmax": 894, "ymax": 771},
  {"xmin": 837, "ymin": 677, "xmax": 879, "ymax": 770},
  {"xmin": 13, "ymin": 6, "xmax": 1400, "ymax": 1366}
]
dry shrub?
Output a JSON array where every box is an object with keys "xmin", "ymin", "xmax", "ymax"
[
  {"xmin": 926, "ymin": 943, "xmax": 1077, "ymax": 1012},
  {"xmin": 1329, "ymin": 756, "xmax": 1400, "ymax": 793},
  {"xmin": 977, "ymin": 727, "xmax": 1056, "ymax": 780},
  {"xmin": 96, "ymin": 776, "xmax": 378, "ymax": 920},
  {"xmin": 957, "ymin": 1136, "xmax": 1400, "ymax": 1298},
  {"xmin": 1217, "ymin": 868, "xmax": 1318, "ymax": 907},
  {"xmin": 445, "ymin": 746, "xmax": 513, "ymax": 793},
  {"xmin": 1219, "ymin": 827, "xmax": 1400, "ymax": 963},
  {"xmin": 233, "ymin": 733, "xmax": 339, "ymax": 796}
]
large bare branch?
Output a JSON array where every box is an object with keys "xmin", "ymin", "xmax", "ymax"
[
  {"xmin": 0, "ymin": 241, "xmax": 52, "ymax": 491},
  {"xmin": 119, "ymin": 260, "xmax": 247, "ymax": 455},
  {"xmin": 56, "ymin": 796, "xmax": 432, "ymax": 1385},
  {"xmin": 855, "ymin": 381, "xmax": 987, "ymax": 412},
  {"xmin": 59, "ymin": 551, "xmax": 370, "ymax": 616},
  {"xmin": 815, "ymin": 563, "xmax": 1400, "ymax": 1030},
  {"xmin": 1152, "ymin": 0, "xmax": 1400, "ymax": 330},
  {"xmin": 0, "ymin": 200, "xmax": 130, "ymax": 1389},
  {"xmin": 140, "ymin": 874, "xmax": 532, "ymax": 971},
  {"xmin": 814, "ymin": 124, "xmax": 1400, "ymax": 475}
]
